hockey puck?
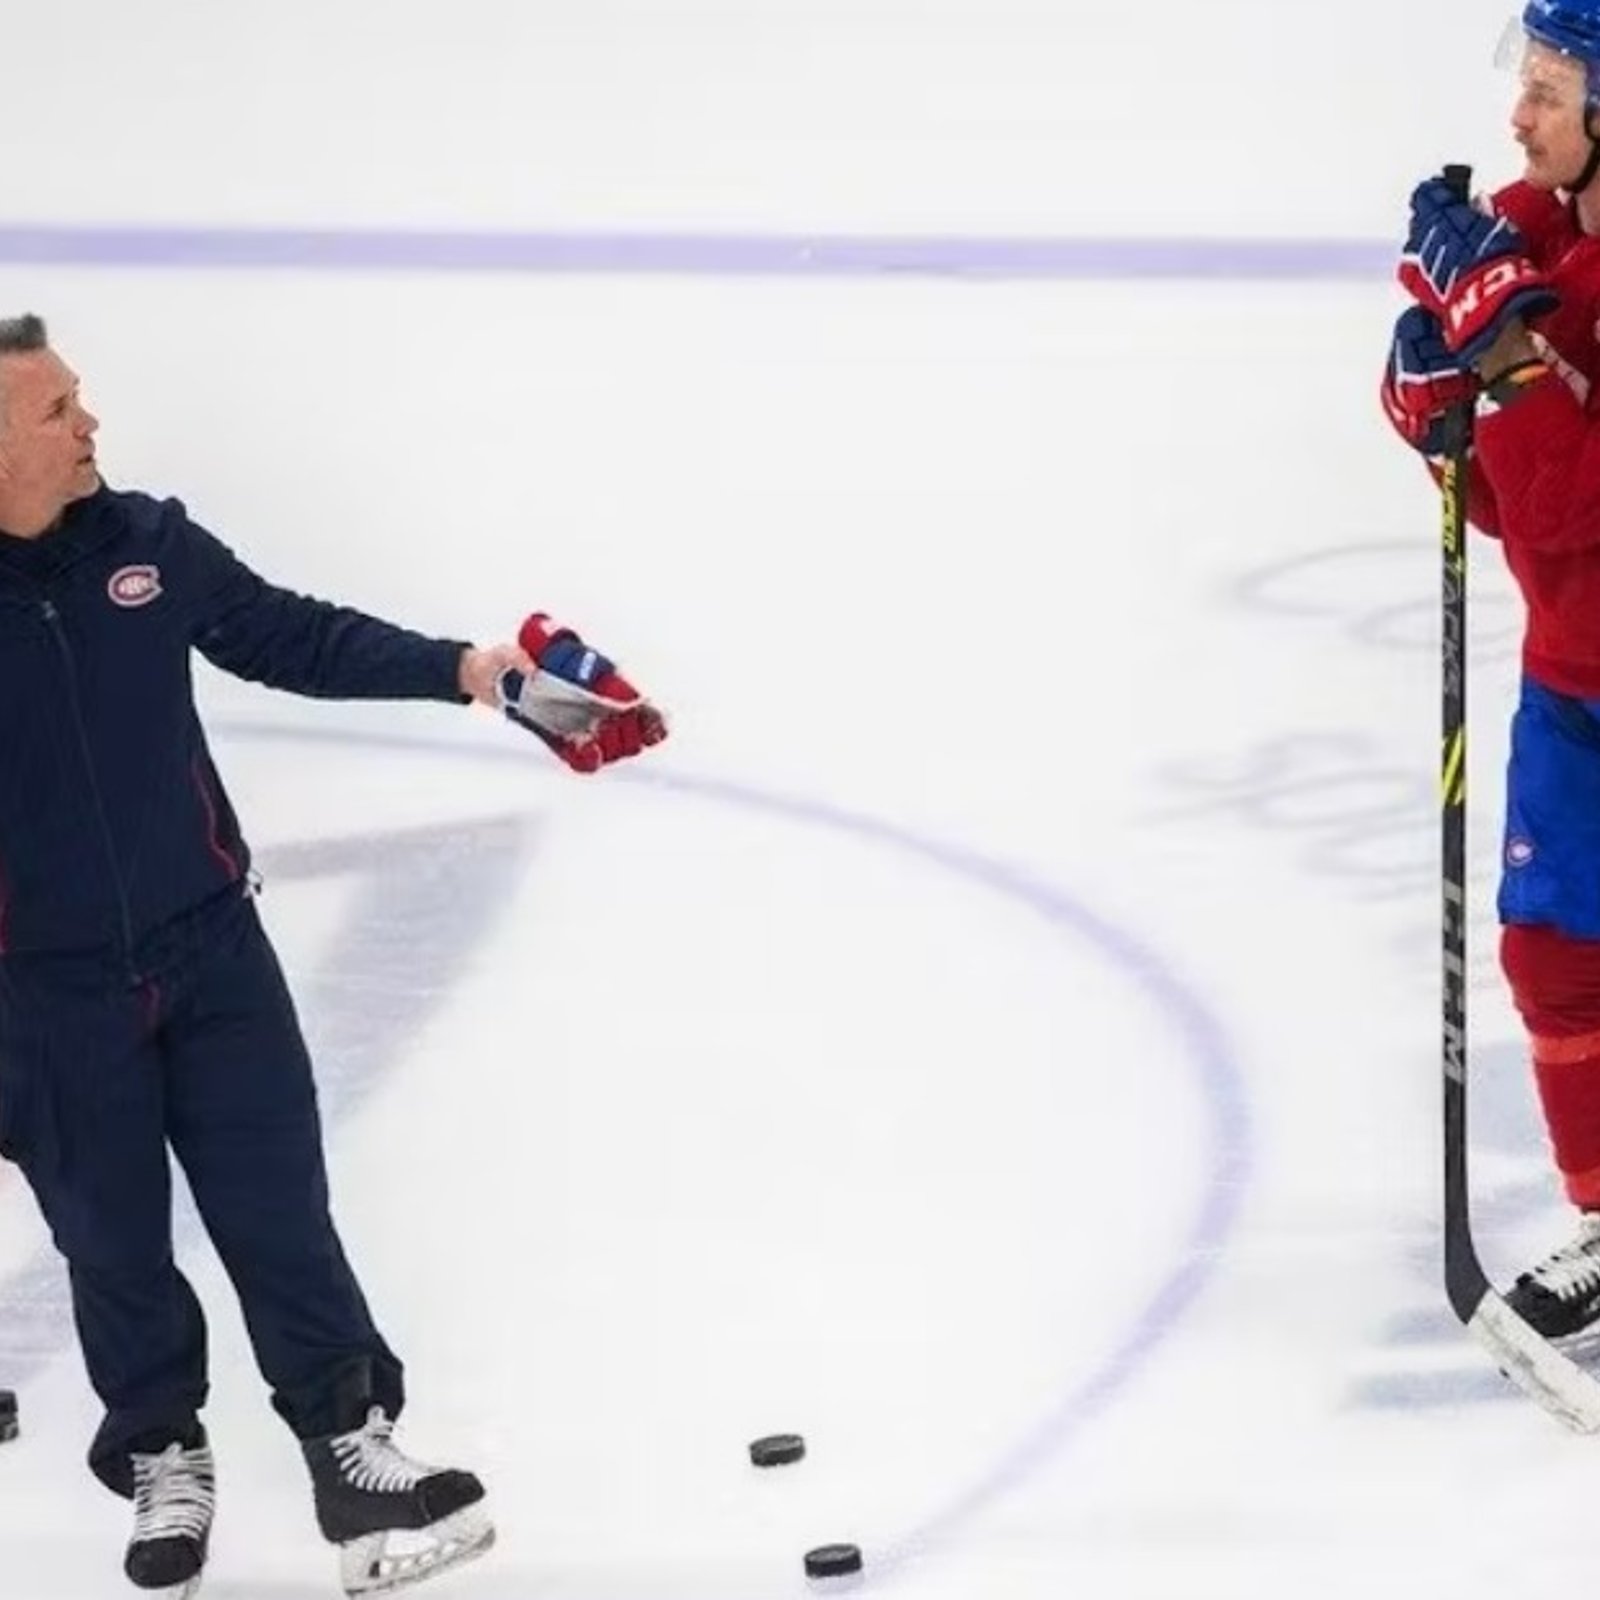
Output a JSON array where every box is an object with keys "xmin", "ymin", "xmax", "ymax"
[
  {"xmin": 749, "ymin": 1433, "xmax": 806, "ymax": 1468},
  {"xmin": 804, "ymin": 1544, "xmax": 863, "ymax": 1580},
  {"xmin": 0, "ymin": 1389, "xmax": 16, "ymax": 1444}
]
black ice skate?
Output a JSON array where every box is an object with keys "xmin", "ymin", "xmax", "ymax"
[
  {"xmin": 1507, "ymin": 1212, "xmax": 1600, "ymax": 1339},
  {"xmin": 303, "ymin": 1407, "xmax": 493, "ymax": 1596},
  {"xmin": 124, "ymin": 1437, "xmax": 214, "ymax": 1598}
]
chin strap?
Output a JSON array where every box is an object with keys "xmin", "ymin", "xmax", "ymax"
[
  {"xmin": 1572, "ymin": 107, "xmax": 1600, "ymax": 195},
  {"xmin": 1572, "ymin": 140, "xmax": 1600, "ymax": 195}
]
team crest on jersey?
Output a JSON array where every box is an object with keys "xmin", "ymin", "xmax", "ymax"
[
  {"xmin": 1507, "ymin": 837, "xmax": 1535, "ymax": 868},
  {"xmin": 107, "ymin": 564, "xmax": 162, "ymax": 608}
]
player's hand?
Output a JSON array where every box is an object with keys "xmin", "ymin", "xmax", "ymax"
[
  {"xmin": 459, "ymin": 643, "xmax": 535, "ymax": 706},
  {"xmin": 495, "ymin": 613, "xmax": 668, "ymax": 774},
  {"xmin": 1381, "ymin": 305, "xmax": 1475, "ymax": 457},
  {"xmin": 1398, "ymin": 176, "xmax": 1558, "ymax": 362}
]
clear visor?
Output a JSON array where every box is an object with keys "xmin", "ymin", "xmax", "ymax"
[{"xmin": 1496, "ymin": 15, "xmax": 1593, "ymax": 109}]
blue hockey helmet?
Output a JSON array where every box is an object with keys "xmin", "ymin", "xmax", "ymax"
[{"xmin": 1514, "ymin": 0, "xmax": 1600, "ymax": 101}]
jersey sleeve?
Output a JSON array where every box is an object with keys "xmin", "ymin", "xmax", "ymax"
[
  {"xmin": 1474, "ymin": 374, "xmax": 1600, "ymax": 553},
  {"xmin": 175, "ymin": 504, "xmax": 471, "ymax": 702}
]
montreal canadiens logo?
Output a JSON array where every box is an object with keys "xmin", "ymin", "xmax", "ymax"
[
  {"xmin": 107, "ymin": 564, "xmax": 162, "ymax": 608},
  {"xmin": 1507, "ymin": 837, "xmax": 1535, "ymax": 868}
]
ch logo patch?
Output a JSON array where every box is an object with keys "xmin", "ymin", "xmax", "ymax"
[{"xmin": 107, "ymin": 564, "xmax": 162, "ymax": 608}]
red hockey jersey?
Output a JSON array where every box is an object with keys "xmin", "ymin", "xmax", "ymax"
[{"xmin": 1461, "ymin": 181, "xmax": 1600, "ymax": 695}]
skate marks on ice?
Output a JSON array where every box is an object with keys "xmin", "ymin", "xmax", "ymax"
[
  {"xmin": 1208, "ymin": 534, "xmax": 1519, "ymax": 926},
  {"xmin": 1225, "ymin": 539, "xmax": 1522, "ymax": 668},
  {"xmin": 0, "ymin": 812, "xmax": 540, "ymax": 1386}
]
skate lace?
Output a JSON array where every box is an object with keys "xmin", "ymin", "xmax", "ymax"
[
  {"xmin": 1528, "ymin": 1221, "xmax": 1600, "ymax": 1301},
  {"xmin": 332, "ymin": 1408, "xmax": 439, "ymax": 1494},
  {"xmin": 131, "ymin": 1442, "xmax": 214, "ymax": 1543}
]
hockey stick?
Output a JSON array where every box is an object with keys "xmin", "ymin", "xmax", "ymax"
[{"xmin": 1437, "ymin": 161, "xmax": 1600, "ymax": 1431}]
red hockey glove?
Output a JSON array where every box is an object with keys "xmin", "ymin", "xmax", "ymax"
[{"xmin": 495, "ymin": 613, "xmax": 668, "ymax": 774}]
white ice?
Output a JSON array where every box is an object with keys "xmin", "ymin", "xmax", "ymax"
[{"xmin": 0, "ymin": 1, "xmax": 1579, "ymax": 1596}]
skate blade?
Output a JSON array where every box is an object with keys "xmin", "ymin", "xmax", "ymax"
[
  {"xmin": 339, "ymin": 1506, "xmax": 495, "ymax": 1597},
  {"xmin": 135, "ymin": 1581, "xmax": 202, "ymax": 1600}
]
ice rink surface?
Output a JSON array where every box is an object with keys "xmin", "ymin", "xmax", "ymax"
[{"xmin": 0, "ymin": 2, "xmax": 1586, "ymax": 1595}]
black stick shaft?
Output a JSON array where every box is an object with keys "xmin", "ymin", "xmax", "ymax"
[{"xmin": 1438, "ymin": 162, "xmax": 1486, "ymax": 1318}]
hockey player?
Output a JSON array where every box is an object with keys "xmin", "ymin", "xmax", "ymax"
[
  {"xmin": 0, "ymin": 314, "xmax": 668, "ymax": 1596},
  {"xmin": 1384, "ymin": 0, "xmax": 1600, "ymax": 1339}
]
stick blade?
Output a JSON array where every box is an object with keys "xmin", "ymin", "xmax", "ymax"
[{"xmin": 1467, "ymin": 1291, "xmax": 1600, "ymax": 1433}]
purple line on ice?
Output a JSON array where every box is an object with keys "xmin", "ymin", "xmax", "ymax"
[{"xmin": 0, "ymin": 222, "xmax": 1390, "ymax": 279}]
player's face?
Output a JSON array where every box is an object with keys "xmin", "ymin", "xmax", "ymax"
[
  {"xmin": 1511, "ymin": 41, "xmax": 1594, "ymax": 190},
  {"xmin": 0, "ymin": 348, "xmax": 100, "ymax": 531}
]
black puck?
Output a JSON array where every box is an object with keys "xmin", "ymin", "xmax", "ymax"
[
  {"xmin": 749, "ymin": 1432, "xmax": 805, "ymax": 1468},
  {"xmin": 0, "ymin": 1389, "xmax": 16, "ymax": 1444},
  {"xmin": 804, "ymin": 1543, "xmax": 863, "ymax": 1580}
]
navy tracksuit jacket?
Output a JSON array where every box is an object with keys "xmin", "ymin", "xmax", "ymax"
[{"xmin": 0, "ymin": 485, "xmax": 469, "ymax": 1495}]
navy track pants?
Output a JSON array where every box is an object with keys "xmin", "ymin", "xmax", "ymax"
[{"xmin": 0, "ymin": 886, "xmax": 403, "ymax": 1497}]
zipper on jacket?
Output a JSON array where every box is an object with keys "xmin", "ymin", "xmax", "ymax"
[{"xmin": 41, "ymin": 597, "xmax": 141, "ymax": 980}]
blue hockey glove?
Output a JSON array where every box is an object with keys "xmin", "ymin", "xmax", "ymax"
[
  {"xmin": 1398, "ymin": 177, "xmax": 1557, "ymax": 363},
  {"xmin": 1381, "ymin": 305, "xmax": 1476, "ymax": 456}
]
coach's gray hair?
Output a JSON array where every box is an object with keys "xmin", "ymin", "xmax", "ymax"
[
  {"xmin": 0, "ymin": 315, "xmax": 48, "ymax": 434},
  {"xmin": 0, "ymin": 315, "xmax": 46, "ymax": 356}
]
